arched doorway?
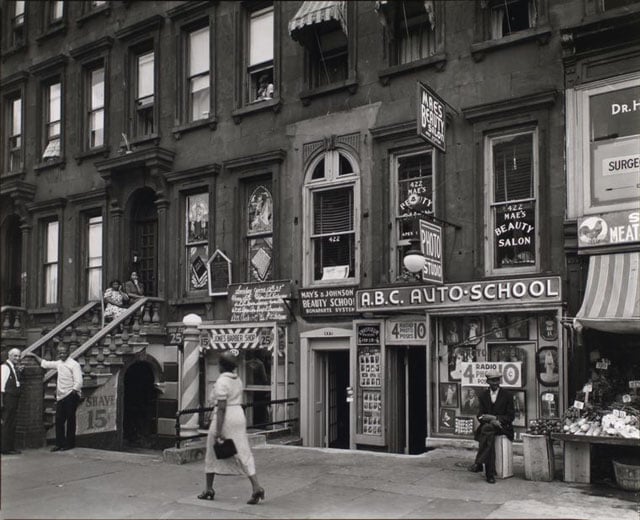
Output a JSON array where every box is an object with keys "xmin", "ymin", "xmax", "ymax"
[
  {"xmin": 1, "ymin": 214, "xmax": 22, "ymax": 306},
  {"xmin": 123, "ymin": 361, "xmax": 158, "ymax": 448},
  {"xmin": 129, "ymin": 189, "xmax": 157, "ymax": 296}
]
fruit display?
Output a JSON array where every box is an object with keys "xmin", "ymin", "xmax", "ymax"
[
  {"xmin": 526, "ymin": 418, "xmax": 562, "ymax": 436},
  {"xmin": 560, "ymin": 405, "xmax": 640, "ymax": 439}
]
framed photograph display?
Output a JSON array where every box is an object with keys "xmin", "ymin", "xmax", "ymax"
[
  {"xmin": 540, "ymin": 390, "xmax": 559, "ymax": 418},
  {"xmin": 443, "ymin": 318, "xmax": 462, "ymax": 345},
  {"xmin": 448, "ymin": 345, "xmax": 477, "ymax": 381},
  {"xmin": 460, "ymin": 386, "xmax": 482, "ymax": 416},
  {"xmin": 512, "ymin": 390, "xmax": 527, "ymax": 428},
  {"xmin": 463, "ymin": 317, "xmax": 482, "ymax": 344},
  {"xmin": 439, "ymin": 382, "xmax": 459, "ymax": 408},
  {"xmin": 507, "ymin": 315, "xmax": 529, "ymax": 340},
  {"xmin": 537, "ymin": 347, "xmax": 560, "ymax": 386},
  {"xmin": 355, "ymin": 322, "xmax": 385, "ymax": 446},
  {"xmin": 538, "ymin": 314, "xmax": 558, "ymax": 342},
  {"xmin": 485, "ymin": 314, "xmax": 507, "ymax": 340},
  {"xmin": 439, "ymin": 408, "xmax": 456, "ymax": 433},
  {"xmin": 487, "ymin": 343, "xmax": 528, "ymax": 384}
]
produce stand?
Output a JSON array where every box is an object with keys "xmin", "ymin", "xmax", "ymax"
[{"xmin": 551, "ymin": 433, "xmax": 639, "ymax": 483}]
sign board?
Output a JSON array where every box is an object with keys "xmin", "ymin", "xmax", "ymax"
[
  {"xmin": 417, "ymin": 81, "xmax": 446, "ymax": 152},
  {"xmin": 385, "ymin": 319, "xmax": 427, "ymax": 344},
  {"xmin": 357, "ymin": 276, "xmax": 561, "ymax": 312},
  {"xmin": 419, "ymin": 219, "xmax": 443, "ymax": 284},
  {"xmin": 76, "ymin": 372, "xmax": 118, "ymax": 435},
  {"xmin": 228, "ymin": 280, "xmax": 291, "ymax": 322},
  {"xmin": 460, "ymin": 361, "xmax": 523, "ymax": 388},
  {"xmin": 166, "ymin": 326, "xmax": 184, "ymax": 345},
  {"xmin": 202, "ymin": 323, "xmax": 276, "ymax": 354},
  {"xmin": 357, "ymin": 324, "xmax": 381, "ymax": 345},
  {"xmin": 299, "ymin": 286, "xmax": 356, "ymax": 317},
  {"xmin": 207, "ymin": 249, "xmax": 232, "ymax": 296},
  {"xmin": 577, "ymin": 209, "xmax": 640, "ymax": 248}
]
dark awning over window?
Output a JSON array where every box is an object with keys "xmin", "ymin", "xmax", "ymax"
[
  {"xmin": 288, "ymin": 1, "xmax": 348, "ymax": 44},
  {"xmin": 575, "ymin": 252, "xmax": 640, "ymax": 334},
  {"xmin": 375, "ymin": 1, "xmax": 435, "ymax": 31}
]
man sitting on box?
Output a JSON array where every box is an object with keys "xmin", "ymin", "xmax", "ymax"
[{"xmin": 468, "ymin": 368, "xmax": 515, "ymax": 483}]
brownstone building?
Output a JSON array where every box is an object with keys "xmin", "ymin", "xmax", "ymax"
[{"xmin": 1, "ymin": 0, "xmax": 638, "ymax": 454}]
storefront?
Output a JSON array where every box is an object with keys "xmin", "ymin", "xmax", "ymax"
[{"xmin": 355, "ymin": 275, "xmax": 565, "ymax": 452}]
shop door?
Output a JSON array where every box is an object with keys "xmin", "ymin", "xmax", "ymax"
[
  {"xmin": 387, "ymin": 346, "xmax": 427, "ymax": 454},
  {"xmin": 131, "ymin": 191, "xmax": 157, "ymax": 296},
  {"xmin": 313, "ymin": 349, "xmax": 349, "ymax": 448}
]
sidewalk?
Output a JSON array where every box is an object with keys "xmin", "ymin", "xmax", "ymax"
[{"xmin": 1, "ymin": 444, "xmax": 637, "ymax": 519}]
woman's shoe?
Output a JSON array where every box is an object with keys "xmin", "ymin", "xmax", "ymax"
[
  {"xmin": 247, "ymin": 488, "xmax": 265, "ymax": 505},
  {"xmin": 197, "ymin": 489, "xmax": 215, "ymax": 500}
]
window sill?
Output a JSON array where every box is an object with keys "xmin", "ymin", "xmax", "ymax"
[
  {"xmin": 231, "ymin": 97, "xmax": 282, "ymax": 124},
  {"xmin": 303, "ymin": 280, "xmax": 359, "ymax": 289},
  {"xmin": 28, "ymin": 306, "xmax": 63, "ymax": 316},
  {"xmin": 168, "ymin": 295, "xmax": 213, "ymax": 306},
  {"xmin": 76, "ymin": 5, "xmax": 111, "ymax": 28},
  {"xmin": 34, "ymin": 159, "xmax": 66, "ymax": 173},
  {"xmin": 172, "ymin": 117, "xmax": 218, "ymax": 139},
  {"xmin": 36, "ymin": 24, "xmax": 67, "ymax": 45},
  {"xmin": 299, "ymin": 78, "xmax": 359, "ymax": 106},
  {"xmin": 470, "ymin": 26, "xmax": 552, "ymax": 62},
  {"xmin": 1, "ymin": 43, "xmax": 27, "ymax": 60},
  {"xmin": 74, "ymin": 146, "xmax": 111, "ymax": 165},
  {"xmin": 378, "ymin": 53, "xmax": 448, "ymax": 85},
  {"xmin": 129, "ymin": 134, "xmax": 160, "ymax": 148},
  {"xmin": 1, "ymin": 169, "xmax": 26, "ymax": 180}
]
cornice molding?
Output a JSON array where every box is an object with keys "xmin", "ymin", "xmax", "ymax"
[
  {"xmin": 95, "ymin": 146, "xmax": 175, "ymax": 178},
  {"xmin": 67, "ymin": 188, "xmax": 107, "ymax": 205},
  {"xmin": 69, "ymin": 36, "xmax": 114, "ymax": 61},
  {"xmin": 165, "ymin": 163, "xmax": 220, "ymax": 184},
  {"xmin": 0, "ymin": 180, "xmax": 36, "ymax": 201},
  {"xmin": 370, "ymin": 120, "xmax": 415, "ymax": 141},
  {"xmin": 29, "ymin": 54, "xmax": 68, "ymax": 76},
  {"xmin": 26, "ymin": 198, "xmax": 67, "ymax": 213},
  {"xmin": 223, "ymin": 149, "xmax": 287, "ymax": 172},
  {"xmin": 0, "ymin": 70, "xmax": 29, "ymax": 89},
  {"xmin": 462, "ymin": 90, "xmax": 558, "ymax": 123},
  {"xmin": 166, "ymin": 1, "xmax": 214, "ymax": 20},
  {"xmin": 114, "ymin": 14, "xmax": 165, "ymax": 41}
]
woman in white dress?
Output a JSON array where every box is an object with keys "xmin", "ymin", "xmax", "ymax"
[{"xmin": 198, "ymin": 351, "xmax": 265, "ymax": 504}]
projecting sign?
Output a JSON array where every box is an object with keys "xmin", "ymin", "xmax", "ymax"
[
  {"xmin": 419, "ymin": 219, "xmax": 443, "ymax": 284},
  {"xmin": 417, "ymin": 81, "xmax": 446, "ymax": 152},
  {"xmin": 577, "ymin": 209, "xmax": 640, "ymax": 248}
]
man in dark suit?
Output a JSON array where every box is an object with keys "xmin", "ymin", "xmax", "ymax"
[
  {"xmin": 1, "ymin": 348, "xmax": 23, "ymax": 455},
  {"xmin": 468, "ymin": 368, "xmax": 515, "ymax": 483},
  {"xmin": 123, "ymin": 271, "xmax": 144, "ymax": 301}
]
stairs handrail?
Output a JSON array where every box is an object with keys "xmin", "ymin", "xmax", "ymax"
[
  {"xmin": 1, "ymin": 305, "xmax": 27, "ymax": 312},
  {"xmin": 22, "ymin": 301, "xmax": 100, "ymax": 356},
  {"xmin": 43, "ymin": 297, "xmax": 155, "ymax": 382}
]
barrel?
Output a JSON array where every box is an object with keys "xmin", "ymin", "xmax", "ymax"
[
  {"xmin": 613, "ymin": 459, "xmax": 640, "ymax": 491},
  {"xmin": 522, "ymin": 433, "xmax": 555, "ymax": 481}
]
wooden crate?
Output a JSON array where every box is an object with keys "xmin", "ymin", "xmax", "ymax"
[
  {"xmin": 522, "ymin": 433, "xmax": 555, "ymax": 481},
  {"xmin": 495, "ymin": 435, "xmax": 513, "ymax": 479}
]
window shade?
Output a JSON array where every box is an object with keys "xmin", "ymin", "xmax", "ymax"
[
  {"xmin": 313, "ymin": 188, "xmax": 353, "ymax": 234},
  {"xmin": 493, "ymin": 134, "xmax": 533, "ymax": 202}
]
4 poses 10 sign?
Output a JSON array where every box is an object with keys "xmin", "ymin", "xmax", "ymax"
[{"xmin": 460, "ymin": 361, "xmax": 523, "ymax": 388}]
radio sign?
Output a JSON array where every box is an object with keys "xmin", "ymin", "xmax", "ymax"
[
  {"xmin": 417, "ymin": 81, "xmax": 446, "ymax": 152},
  {"xmin": 420, "ymin": 219, "xmax": 443, "ymax": 284}
]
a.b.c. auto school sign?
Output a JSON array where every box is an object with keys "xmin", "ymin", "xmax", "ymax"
[{"xmin": 356, "ymin": 276, "xmax": 561, "ymax": 312}]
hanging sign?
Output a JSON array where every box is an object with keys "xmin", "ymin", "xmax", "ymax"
[
  {"xmin": 207, "ymin": 249, "xmax": 232, "ymax": 296},
  {"xmin": 577, "ymin": 210, "xmax": 640, "ymax": 248},
  {"xmin": 417, "ymin": 81, "xmax": 446, "ymax": 152},
  {"xmin": 420, "ymin": 219, "xmax": 443, "ymax": 284}
]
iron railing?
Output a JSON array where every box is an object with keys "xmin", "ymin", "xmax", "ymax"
[{"xmin": 174, "ymin": 397, "xmax": 299, "ymax": 449}]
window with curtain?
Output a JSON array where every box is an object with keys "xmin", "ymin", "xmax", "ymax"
[
  {"xmin": 305, "ymin": 150, "xmax": 359, "ymax": 284},
  {"xmin": 308, "ymin": 27, "xmax": 348, "ymax": 88},
  {"xmin": 247, "ymin": 4, "xmax": 274, "ymax": 103},
  {"xmin": 135, "ymin": 49, "xmax": 154, "ymax": 136},
  {"xmin": 489, "ymin": 131, "xmax": 537, "ymax": 270},
  {"xmin": 187, "ymin": 25, "xmax": 210, "ymax": 121},
  {"xmin": 44, "ymin": 220, "xmax": 59, "ymax": 305},
  {"xmin": 88, "ymin": 67, "xmax": 105, "ymax": 148},
  {"xmin": 394, "ymin": 151, "xmax": 434, "ymax": 277},
  {"xmin": 489, "ymin": 0, "xmax": 535, "ymax": 39},
  {"xmin": 185, "ymin": 192, "xmax": 209, "ymax": 291},
  {"xmin": 7, "ymin": 96, "xmax": 22, "ymax": 173},
  {"xmin": 43, "ymin": 81, "xmax": 62, "ymax": 160},
  {"xmin": 392, "ymin": 1, "xmax": 436, "ymax": 65},
  {"xmin": 246, "ymin": 182, "xmax": 273, "ymax": 282},
  {"xmin": 86, "ymin": 216, "xmax": 103, "ymax": 301}
]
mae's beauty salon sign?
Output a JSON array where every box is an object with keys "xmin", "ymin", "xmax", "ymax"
[{"xmin": 356, "ymin": 276, "xmax": 561, "ymax": 312}]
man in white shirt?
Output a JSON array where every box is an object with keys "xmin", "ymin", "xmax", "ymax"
[
  {"xmin": 29, "ymin": 345, "xmax": 83, "ymax": 451},
  {"xmin": 1, "ymin": 348, "xmax": 23, "ymax": 454}
]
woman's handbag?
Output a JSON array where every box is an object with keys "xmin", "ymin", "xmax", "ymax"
[{"xmin": 214, "ymin": 438, "xmax": 237, "ymax": 459}]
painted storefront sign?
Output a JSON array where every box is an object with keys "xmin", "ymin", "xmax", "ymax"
[
  {"xmin": 229, "ymin": 280, "xmax": 291, "ymax": 322},
  {"xmin": 299, "ymin": 286, "xmax": 356, "ymax": 317},
  {"xmin": 494, "ymin": 201, "xmax": 536, "ymax": 267},
  {"xmin": 76, "ymin": 373, "xmax": 118, "ymax": 435},
  {"xmin": 356, "ymin": 276, "xmax": 561, "ymax": 312},
  {"xmin": 577, "ymin": 209, "xmax": 640, "ymax": 248},
  {"xmin": 203, "ymin": 325, "xmax": 276, "ymax": 354},
  {"xmin": 385, "ymin": 319, "xmax": 427, "ymax": 344}
]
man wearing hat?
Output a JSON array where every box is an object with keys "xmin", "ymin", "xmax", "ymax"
[{"xmin": 468, "ymin": 368, "xmax": 515, "ymax": 483}]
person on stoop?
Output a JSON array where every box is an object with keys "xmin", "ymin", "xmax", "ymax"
[
  {"xmin": 1, "ymin": 348, "xmax": 23, "ymax": 455},
  {"xmin": 28, "ymin": 345, "xmax": 83, "ymax": 452},
  {"xmin": 468, "ymin": 368, "xmax": 514, "ymax": 484},
  {"xmin": 198, "ymin": 351, "xmax": 265, "ymax": 505}
]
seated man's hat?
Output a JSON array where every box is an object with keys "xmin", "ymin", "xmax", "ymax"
[{"xmin": 485, "ymin": 368, "xmax": 502, "ymax": 380}]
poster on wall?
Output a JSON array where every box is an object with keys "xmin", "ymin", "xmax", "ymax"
[
  {"xmin": 448, "ymin": 345, "xmax": 476, "ymax": 381},
  {"xmin": 538, "ymin": 314, "xmax": 558, "ymax": 341},
  {"xmin": 439, "ymin": 408, "xmax": 456, "ymax": 433},
  {"xmin": 537, "ymin": 347, "xmax": 559, "ymax": 386},
  {"xmin": 76, "ymin": 373, "xmax": 118, "ymax": 436},
  {"xmin": 460, "ymin": 387, "xmax": 482, "ymax": 416},
  {"xmin": 540, "ymin": 390, "xmax": 559, "ymax": 418},
  {"xmin": 454, "ymin": 416, "xmax": 474, "ymax": 436},
  {"xmin": 439, "ymin": 382, "xmax": 459, "ymax": 408}
]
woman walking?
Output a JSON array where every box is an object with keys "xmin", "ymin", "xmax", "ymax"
[{"xmin": 198, "ymin": 351, "xmax": 265, "ymax": 504}]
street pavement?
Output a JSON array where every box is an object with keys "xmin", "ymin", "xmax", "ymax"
[{"xmin": 1, "ymin": 444, "xmax": 638, "ymax": 519}]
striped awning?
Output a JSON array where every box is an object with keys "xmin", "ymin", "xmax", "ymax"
[
  {"xmin": 575, "ymin": 252, "xmax": 640, "ymax": 334},
  {"xmin": 288, "ymin": 1, "xmax": 347, "ymax": 43}
]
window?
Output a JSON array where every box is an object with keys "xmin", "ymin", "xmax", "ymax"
[
  {"xmin": 49, "ymin": 0, "xmax": 64, "ymax": 23},
  {"xmin": 247, "ymin": 5, "xmax": 274, "ymax": 103},
  {"xmin": 6, "ymin": 95, "xmax": 23, "ymax": 173},
  {"xmin": 246, "ymin": 181, "xmax": 273, "ymax": 282},
  {"xmin": 43, "ymin": 81, "xmax": 62, "ymax": 161},
  {"xmin": 134, "ymin": 49, "xmax": 155, "ymax": 137},
  {"xmin": 487, "ymin": 0, "xmax": 535, "ymax": 39},
  {"xmin": 390, "ymin": 1, "xmax": 436, "ymax": 65},
  {"xmin": 309, "ymin": 27, "xmax": 348, "ymax": 89},
  {"xmin": 392, "ymin": 150, "xmax": 434, "ymax": 278},
  {"xmin": 187, "ymin": 26, "xmax": 210, "ymax": 121},
  {"xmin": 11, "ymin": 0, "xmax": 26, "ymax": 47},
  {"xmin": 44, "ymin": 220, "xmax": 59, "ymax": 305},
  {"xmin": 87, "ymin": 67, "xmax": 105, "ymax": 148},
  {"xmin": 86, "ymin": 216, "xmax": 102, "ymax": 300},
  {"xmin": 486, "ymin": 130, "xmax": 538, "ymax": 272},
  {"xmin": 186, "ymin": 193, "xmax": 209, "ymax": 291},
  {"xmin": 305, "ymin": 149, "xmax": 359, "ymax": 285}
]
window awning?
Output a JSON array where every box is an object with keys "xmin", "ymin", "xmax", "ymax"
[
  {"xmin": 375, "ymin": 1, "xmax": 435, "ymax": 31},
  {"xmin": 288, "ymin": 1, "xmax": 348, "ymax": 44},
  {"xmin": 575, "ymin": 252, "xmax": 640, "ymax": 334}
]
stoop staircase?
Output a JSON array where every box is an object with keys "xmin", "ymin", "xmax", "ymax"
[{"xmin": 22, "ymin": 298, "xmax": 162, "ymax": 437}]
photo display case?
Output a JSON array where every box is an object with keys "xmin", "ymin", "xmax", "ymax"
[{"xmin": 355, "ymin": 321, "xmax": 385, "ymax": 446}]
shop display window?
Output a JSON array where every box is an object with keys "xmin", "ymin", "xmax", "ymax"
[{"xmin": 355, "ymin": 322, "xmax": 385, "ymax": 445}]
